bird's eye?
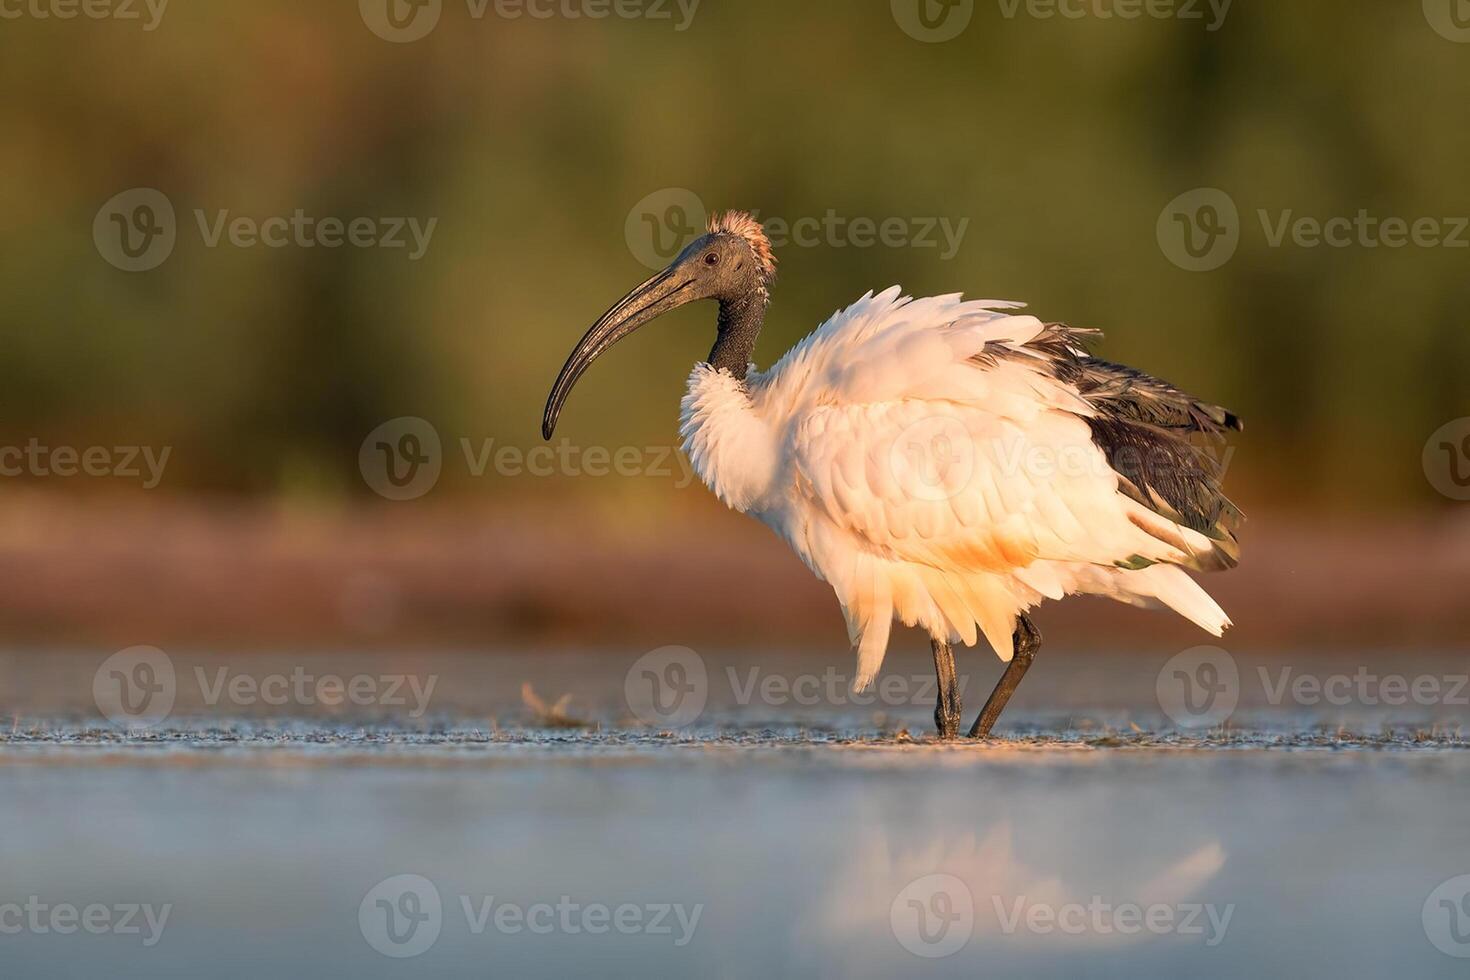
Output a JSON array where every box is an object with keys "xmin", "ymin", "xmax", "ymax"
[{"xmin": 704, "ymin": 252, "xmax": 720, "ymax": 265}]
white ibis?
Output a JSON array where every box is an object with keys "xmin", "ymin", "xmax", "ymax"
[{"xmin": 543, "ymin": 211, "xmax": 1242, "ymax": 738}]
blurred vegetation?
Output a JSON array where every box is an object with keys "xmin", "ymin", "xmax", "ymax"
[{"xmin": 1, "ymin": 1, "xmax": 1466, "ymax": 510}]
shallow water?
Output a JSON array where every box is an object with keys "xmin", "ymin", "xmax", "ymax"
[{"xmin": 3, "ymin": 648, "xmax": 1469, "ymax": 978}]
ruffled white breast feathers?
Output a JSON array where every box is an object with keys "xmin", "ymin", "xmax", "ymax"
[{"xmin": 679, "ymin": 364, "xmax": 780, "ymax": 514}]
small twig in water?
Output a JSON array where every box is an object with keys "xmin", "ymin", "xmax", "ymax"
[{"xmin": 520, "ymin": 683, "xmax": 593, "ymax": 729}]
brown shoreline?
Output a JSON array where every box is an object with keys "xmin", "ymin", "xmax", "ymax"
[{"xmin": 2, "ymin": 494, "xmax": 1467, "ymax": 655}]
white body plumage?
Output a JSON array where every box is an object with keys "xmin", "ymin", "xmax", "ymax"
[{"xmin": 679, "ymin": 286, "xmax": 1232, "ymax": 690}]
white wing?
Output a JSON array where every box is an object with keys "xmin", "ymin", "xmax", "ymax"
[{"xmin": 754, "ymin": 288, "xmax": 1232, "ymax": 676}]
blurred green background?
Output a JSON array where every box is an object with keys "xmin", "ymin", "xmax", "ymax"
[
  {"xmin": 2, "ymin": 0, "xmax": 1466, "ymax": 509},
  {"xmin": 1, "ymin": 1, "xmax": 1469, "ymax": 655}
]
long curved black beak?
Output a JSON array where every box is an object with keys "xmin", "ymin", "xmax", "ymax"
[{"xmin": 542, "ymin": 265, "xmax": 699, "ymax": 440}]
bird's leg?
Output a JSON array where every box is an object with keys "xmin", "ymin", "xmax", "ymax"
[
  {"xmin": 930, "ymin": 638, "xmax": 962, "ymax": 740},
  {"xmin": 968, "ymin": 615, "xmax": 1041, "ymax": 739}
]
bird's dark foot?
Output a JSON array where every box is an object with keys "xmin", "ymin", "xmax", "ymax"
[
  {"xmin": 968, "ymin": 718, "xmax": 998, "ymax": 740},
  {"xmin": 930, "ymin": 638, "xmax": 962, "ymax": 741},
  {"xmin": 967, "ymin": 615, "xmax": 1042, "ymax": 739},
  {"xmin": 934, "ymin": 700, "xmax": 962, "ymax": 741}
]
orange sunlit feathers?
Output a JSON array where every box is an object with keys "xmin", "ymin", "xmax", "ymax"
[{"xmin": 708, "ymin": 210, "xmax": 777, "ymax": 280}]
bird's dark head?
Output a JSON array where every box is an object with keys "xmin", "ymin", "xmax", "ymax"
[
  {"xmin": 687, "ymin": 210, "xmax": 778, "ymax": 300},
  {"xmin": 542, "ymin": 211, "xmax": 776, "ymax": 440}
]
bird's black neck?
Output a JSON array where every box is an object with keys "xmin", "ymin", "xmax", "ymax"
[{"xmin": 708, "ymin": 288, "xmax": 767, "ymax": 381}]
